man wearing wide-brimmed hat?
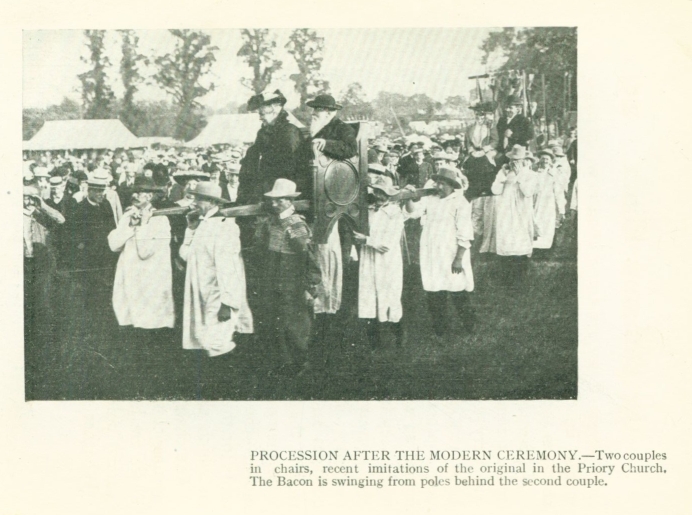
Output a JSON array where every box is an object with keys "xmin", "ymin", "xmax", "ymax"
[
  {"xmin": 496, "ymin": 95, "xmax": 534, "ymax": 153},
  {"xmin": 405, "ymin": 165, "xmax": 476, "ymax": 339},
  {"xmin": 353, "ymin": 175, "xmax": 407, "ymax": 348},
  {"xmin": 108, "ymin": 177, "xmax": 175, "ymax": 341},
  {"xmin": 483, "ymin": 144, "xmax": 538, "ymax": 287},
  {"xmin": 254, "ymin": 179, "xmax": 321, "ymax": 374},
  {"xmin": 179, "ymin": 182, "xmax": 253, "ymax": 358},
  {"xmin": 238, "ymin": 89, "xmax": 305, "ymax": 205}
]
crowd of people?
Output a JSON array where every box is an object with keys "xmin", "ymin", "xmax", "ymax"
[{"xmin": 23, "ymin": 90, "xmax": 578, "ymax": 385}]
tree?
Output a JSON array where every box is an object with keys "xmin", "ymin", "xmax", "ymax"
[
  {"xmin": 480, "ymin": 27, "xmax": 577, "ymax": 127},
  {"xmin": 118, "ymin": 30, "xmax": 146, "ymax": 131},
  {"xmin": 285, "ymin": 29, "xmax": 330, "ymax": 123},
  {"xmin": 23, "ymin": 97, "xmax": 82, "ymax": 140},
  {"xmin": 339, "ymin": 82, "xmax": 374, "ymax": 120},
  {"xmin": 237, "ymin": 29, "xmax": 282, "ymax": 95},
  {"xmin": 153, "ymin": 30, "xmax": 218, "ymax": 141},
  {"xmin": 78, "ymin": 30, "xmax": 116, "ymax": 119}
]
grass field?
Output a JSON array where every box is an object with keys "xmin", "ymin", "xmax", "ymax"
[{"xmin": 26, "ymin": 218, "xmax": 577, "ymax": 401}]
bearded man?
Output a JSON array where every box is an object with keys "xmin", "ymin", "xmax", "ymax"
[{"xmin": 179, "ymin": 182, "xmax": 253, "ymax": 358}]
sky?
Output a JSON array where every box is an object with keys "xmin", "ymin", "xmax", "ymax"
[{"xmin": 22, "ymin": 28, "xmax": 504, "ymax": 111}]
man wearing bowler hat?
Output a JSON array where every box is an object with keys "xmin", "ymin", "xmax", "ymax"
[
  {"xmin": 305, "ymin": 94, "xmax": 357, "ymax": 164},
  {"xmin": 179, "ymin": 182, "xmax": 253, "ymax": 358},
  {"xmin": 254, "ymin": 179, "xmax": 321, "ymax": 375}
]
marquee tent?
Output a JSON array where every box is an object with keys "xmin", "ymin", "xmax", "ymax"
[
  {"xmin": 23, "ymin": 119, "xmax": 141, "ymax": 151},
  {"xmin": 185, "ymin": 113, "xmax": 305, "ymax": 147}
]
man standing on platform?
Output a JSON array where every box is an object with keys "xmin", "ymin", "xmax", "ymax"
[
  {"xmin": 496, "ymin": 95, "xmax": 534, "ymax": 153},
  {"xmin": 237, "ymin": 89, "xmax": 305, "ymax": 204}
]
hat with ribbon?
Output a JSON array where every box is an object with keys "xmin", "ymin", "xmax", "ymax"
[
  {"xmin": 172, "ymin": 169, "xmax": 210, "ymax": 185},
  {"xmin": 189, "ymin": 182, "xmax": 232, "ymax": 204},
  {"xmin": 225, "ymin": 162, "xmax": 241, "ymax": 174},
  {"xmin": 264, "ymin": 178, "xmax": 301, "ymax": 198},
  {"xmin": 24, "ymin": 184, "xmax": 41, "ymax": 198},
  {"xmin": 431, "ymin": 165, "xmax": 462, "ymax": 189},
  {"xmin": 32, "ymin": 166, "xmax": 50, "ymax": 179},
  {"xmin": 49, "ymin": 176, "xmax": 64, "ymax": 187},
  {"xmin": 87, "ymin": 169, "xmax": 112, "ymax": 188},
  {"xmin": 247, "ymin": 89, "xmax": 287, "ymax": 111},
  {"xmin": 368, "ymin": 175, "xmax": 399, "ymax": 197},
  {"xmin": 132, "ymin": 176, "xmax": 162, "ymax": 192},
  {"xmin": 537, "ymin": 148, "xmax": 555, "ymax": 160},
  {"xmin": 550, "ymin": 145, "xmax": 566, "ymax": 157},
  {"xmin": 306, "ymin": 94, "xmax": 342, "ymax": 111}
]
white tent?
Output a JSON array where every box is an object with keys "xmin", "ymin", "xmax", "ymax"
[
  {"xmin": 185, "ymin": 113, "xmax": 305, "ymax": 147},
  {"xmin": 23, "ymin": 119, "xmax": 142, "ymax": 151}
]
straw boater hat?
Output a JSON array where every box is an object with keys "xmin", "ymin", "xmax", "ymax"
[
  {"xmin": 189, "ymin": 182, "xmax": 232, "ymax": 204},
  {"xmin": 264, "ymin": 178, "xmax": 301, "ymax": 198},
  {"xmin": 49, "ymin": 176, "xmax": 64, "ymax": 187},
  {"xmin": 24, "ymin": 184, "xmax": 41, "ymax": 198},
  {"xmin": 306, "ymin": 94, "xmax": 342, "ymax": 111},
  {"xmin": 431, "ymin": 150, "xmax": 450, "ymax": 161},
  {"xmin": 505, "ymin": 144, "xmax": 528, "ymax": 160},
  {"xmin": 32, "ymin": 166, "xmax": 50, "ymax": 179},
  {"xmin": 432, "ymin": 165, "xmax": 462, "ymax": 189},
  {"xmin": 225, "ymin": 162, "xmax": 241, "ymax": 174},
  {"xmin": 87, "ymin": 169, "xmax": 112, "ymax": 188}
]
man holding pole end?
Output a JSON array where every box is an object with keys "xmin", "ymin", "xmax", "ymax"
[{"xmin": 179, "ymin": 182, "xmax": 253, "ymax": 359}]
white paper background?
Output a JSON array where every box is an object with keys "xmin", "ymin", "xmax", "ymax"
[{"xmin": 2, "ymin": 1, "xmax": 691, "ymax": 513}]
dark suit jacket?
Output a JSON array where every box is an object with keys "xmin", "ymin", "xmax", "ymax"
[
  {"xmin": 237, "ymin": 110, "xmax": 305, "ymax": 205},
  {"xmin": 65, "ymin": 199, "xmax": 117, "ymax": 274},
  {"xmin": 496, "ymin": 114, "xmax": 534, "ymax": 151},
  {"xmin": 311, "ymin": 117, "xmax": 358, "ymax": 161}
]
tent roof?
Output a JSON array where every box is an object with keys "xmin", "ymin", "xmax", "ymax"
[
  {"xmin": 185, "ymin": 113, "xmax": 305, "ymax": 147},
  {"xmin": 23, "ymin": 119, "xmax": 141, "ymax": 151}
]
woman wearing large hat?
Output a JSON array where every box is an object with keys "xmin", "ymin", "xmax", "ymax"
[{"xmin": 178, "ymin": 182, "xmax": 253, "ymax": 358}]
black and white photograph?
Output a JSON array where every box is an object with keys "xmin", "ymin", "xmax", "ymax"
[{"xmin": 23, "ymin": 27, "xmax": 578, "ymax": 400}]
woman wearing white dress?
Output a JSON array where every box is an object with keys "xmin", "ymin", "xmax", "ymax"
[{"xmin": 405, "ymin": 166, "xmax": 475, "ymax": 338}]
